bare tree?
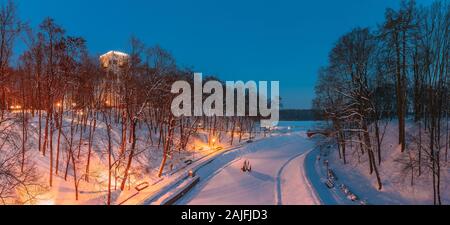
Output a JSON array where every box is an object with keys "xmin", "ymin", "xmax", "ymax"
[{"xmin": 0, "ymin": 0, "xmax": 23, "ymax": 118}]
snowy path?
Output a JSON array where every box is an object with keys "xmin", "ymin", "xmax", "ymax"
[
  {"xmin": 176, "ymin": 132, "xmax": 320, "ymax": 205},
  {"xmin": 279, "ymin": 153, "xmax": 321, "ymax": 205},
  {"xmin": 303, "ymin": 148, "xmax": 342, "ymax": 205}
]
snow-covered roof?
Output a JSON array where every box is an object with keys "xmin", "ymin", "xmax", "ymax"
[{"xmin": 100, "ymin": 50, "xmax": 129, "ymax": 59}]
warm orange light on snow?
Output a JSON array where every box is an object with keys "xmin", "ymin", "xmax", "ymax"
[{"xmin": 37, "ymin": 199, "xmax": 55, "ymax": 205}]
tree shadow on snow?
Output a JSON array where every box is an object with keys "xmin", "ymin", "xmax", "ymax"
[{"xmin": 249, "ymin": 171, "xmax": 274, "ymax": 182}]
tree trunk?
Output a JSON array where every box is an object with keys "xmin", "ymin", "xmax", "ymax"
[
  {"xmin": 85, "ymin": 115, "xmax": 96, "ymax": 182},
  {"xmin": 158, "ymin": 117, "xmax": 175, "ymax": 178},
  {"xmin": 120, "ymin": 120, "xmax": 137, "ymax": 191},
  {"xmin": 56, "ymin": 101, "xmax": 63, "ymax": 175},
  {"xmin": 49, "ymin": 110, "xmax": 54, "ymax": 187},
  {"xmin": 43, "ymin": 110, "xmax": 50, "ymax": 156}
]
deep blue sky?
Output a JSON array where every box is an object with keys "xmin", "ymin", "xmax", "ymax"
[{"xmin": 13, "ymin": 0, "xmax": 433, "ymax": 109}]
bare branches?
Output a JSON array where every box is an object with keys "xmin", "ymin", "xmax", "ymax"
[{"xmin": 314, "ymin": 0, "xmax": 449, "ymax": 204}]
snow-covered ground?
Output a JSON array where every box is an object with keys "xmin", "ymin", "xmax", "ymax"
[
  {"xmin": 171, "ymin": 120, "xmax": 449, "ymax": 205},
  {"xmin": 279, "ymin": 152, "xmax": 321, "ymax": 205},
  {"xmin": 308, "ymin": 120, "xmax": 450, "ymax": 205},
  {"xmin": 176, "ymin": 121, "xmax": 323, "ymax": 205},
  {"xmin": 1, "ymin": 112, "xmax": 262, "ymax": 205},
  {"xmin": 9, "ymin": 115, "xmax": 444, "ymax": 205}
]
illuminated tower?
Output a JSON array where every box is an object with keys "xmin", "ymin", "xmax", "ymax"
[{"xmin": 99, "ymin": 51, "xmax": 130, "ymax": 108}]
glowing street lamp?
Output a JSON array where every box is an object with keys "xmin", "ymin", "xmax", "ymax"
[
  {"xmin": 212, "ymin": 138, "xmax": 217, "ymax": 149},
  {"xmin": 10, "ymin": 105, "xmax": 22, "ymax": 111}
]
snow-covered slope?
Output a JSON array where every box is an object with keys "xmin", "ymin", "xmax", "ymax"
[{"xmin": 320, "ymin": 120, "xmax": 450, "ymax": 205}]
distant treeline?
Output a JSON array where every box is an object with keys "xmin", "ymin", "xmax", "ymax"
[{"xmin": 279, "ymin": 109, "xmax": 323, "ymax": 121}]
